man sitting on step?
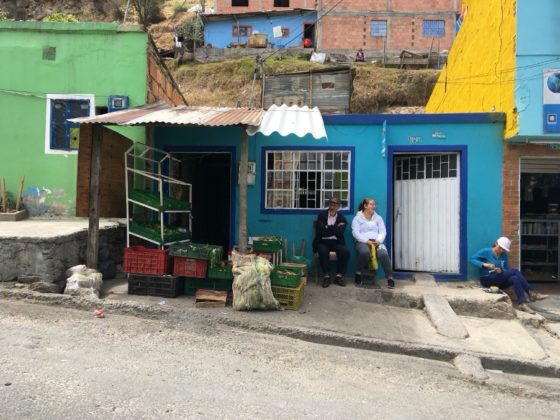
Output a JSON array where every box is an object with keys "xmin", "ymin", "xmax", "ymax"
[{"xmin": 470, "ymin": 236, "xmax": 548, "ymax": 314}]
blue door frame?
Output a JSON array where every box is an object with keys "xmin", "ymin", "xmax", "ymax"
[{"xmin": 386, "ymin": 145, "xmax": 468, "ymax": 280}]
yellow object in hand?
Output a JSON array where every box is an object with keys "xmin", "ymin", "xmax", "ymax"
[{"xmin": 368, "ymin": 243, "xmax": 378, "ymax": 271}]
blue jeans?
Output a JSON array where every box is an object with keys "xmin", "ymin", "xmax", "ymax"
[{"xmin": 480, "ymin": 269, "xmax": 534, "ymax": 303}]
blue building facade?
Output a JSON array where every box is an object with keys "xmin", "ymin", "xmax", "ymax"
[
  {"xmin": 203, "ymin": 10, "xmax": 317, "ymax": 49},
  {"xmin": 155, "ymin": 113, "xmax": 505, "ymax": 280}
]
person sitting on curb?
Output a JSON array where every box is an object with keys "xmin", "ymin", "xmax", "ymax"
[
  {"xmin": 312, "ymin": 197, "xmax": 350, "ymax": 288},
  {"xmin": 470, "ymin": 236, "xmax": 548, "ymax": 314},
  {"xmin": 351, "ymin": 197, "xmax": 394, "ymax": 289}
]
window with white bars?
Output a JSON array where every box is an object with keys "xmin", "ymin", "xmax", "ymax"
[
  {"xmin": 395, "ymin": 154, "xmax": 458, "ymax": 181},
  {"xmin": 265, "ymin": 150, "xmax": 351, "ymax": 209}
]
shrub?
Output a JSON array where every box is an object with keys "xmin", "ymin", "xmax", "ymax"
[{"xmin": 43, "ymin": 12, "xmax": 79, "ymax": 23}]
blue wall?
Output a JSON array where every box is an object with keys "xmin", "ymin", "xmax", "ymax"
[
  {"xmin": 204, "ymin": 11, "xmax": 316, "ymax": 48},
  {"xmin": 155, "ymin": 113, "xmax": 504, "ymax": 280},
  {"xmin": 515, "ymin": 0, "xmax": 560, "ymax": 137}
]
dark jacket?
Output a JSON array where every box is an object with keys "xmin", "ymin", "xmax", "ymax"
[{"xmin": 312, "ymin": 210, "xmax": 348, "ymax": 252}]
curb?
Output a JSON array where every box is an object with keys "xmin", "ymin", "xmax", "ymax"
[{"xmin": 2, "ymin": 288, "xmax": 560, "ymax": 379}]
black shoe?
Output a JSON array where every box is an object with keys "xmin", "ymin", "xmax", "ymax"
[
  {"xmin": 334, "ymin": 275, "xmax": 346, "ymax": 287},
  {"xmin": 387, "ymin": 278, "xmax": 395, "ymax": 289},
  {"xmin": 322, "ymin": 275, "xmax": 331, "ymax": 288},
  {"xmin": 354, "ymin": 273, "xmax": 362, "ymax": 285}
]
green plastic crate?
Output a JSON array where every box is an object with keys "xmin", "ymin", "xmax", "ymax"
[
  {"xmin": 271, "ymin": 279, "xmax": 305, "ymax": 310},
  {"xmin": 271, "ymin": 265, "xmax": 303, "ymax": 287},
  {"xmin": 170, "ymin": 243, "xmax": 223, "ymax": 267},
  {"xmin": 129, "ymin": 189, "xmax": 192, "ymax": 211},
  {"xmin": 129, "ymin": 221, "xmax": 191, "ymax": 245},
  {"xmin": 252, "ymin": 236, "xmax": 283, "ymax": 252},
  {"xmin": 207, "ymin": 263, "xmax": 233, "ymax": 280}
]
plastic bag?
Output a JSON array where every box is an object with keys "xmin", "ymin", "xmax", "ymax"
[
  {"xmin": 64, "ymin": 265, "xmax": 103, "ymax": 297},
  {"xmin": 231, "ymin": 250, "xmax": 280, "ymax": 311},
  {"xmin": 368, "ymin": 243, "xmax": 378, "ymax": 271}
]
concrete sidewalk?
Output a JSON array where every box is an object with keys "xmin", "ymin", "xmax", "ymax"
[{"xmin": 2, "ymin": 276, "xmax": 560, "ymax": 379}]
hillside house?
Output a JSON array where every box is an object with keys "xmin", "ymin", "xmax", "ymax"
[{"xmin": 210, "ymin": 0, "xmax": 461, "ymax": 55}]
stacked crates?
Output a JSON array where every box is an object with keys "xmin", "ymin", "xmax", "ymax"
[
  {"xmin": 123, "ymin": 246, "xmax": 182, "ymax": 297},
  {"xmin": 270, "ymin": 264, "xmax": 305, "ymax": 310},
  {"xmin": 170, "ymin": 243, "xmax": 232, "ymax": 296}
]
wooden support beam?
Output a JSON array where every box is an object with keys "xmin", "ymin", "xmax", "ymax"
[
  {"xmin": 86, "ymin": 124, "xmax": 102, "ymax": 269},
  {"xmin": 238, "ymin": 127, "xmax": 249, "ymax": 253}
]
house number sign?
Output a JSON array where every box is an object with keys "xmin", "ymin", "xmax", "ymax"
[{"xmin": 408, "ymin": 136, "xmax": 423, "ymax": 143}]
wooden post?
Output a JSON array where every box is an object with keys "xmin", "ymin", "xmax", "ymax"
[
  {"xmin": 1, "ymin": 177, "xmax": 6, "ymax": 213},
  {"xmin": 238, "ymin": 127, "xmax": 249, "ymax": 253},
  {"xmin": 86, "ymin": 124, "xmax": 102, "ymax": 269}
]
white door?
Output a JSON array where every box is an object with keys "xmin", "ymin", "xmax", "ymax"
[{"xmin": 393, "ymin": 153, "xmax": 460, "ymax": 273}]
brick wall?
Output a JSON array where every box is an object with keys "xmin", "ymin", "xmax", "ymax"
[
  {"xmin": 147, "ymin": 40, "xmax": 187, "ymax": 106},
  {"xmin": 320, "ymin": 14, "xmax": 457, "ymax": 51},
  {"xmin": 76, "ymin": 125, "xmax": 132, "ymax": 218},
  {"xmin": 216, "ymin": 0, "xmax": 312, "ymax": 14},
  {"xmin": 502, "ymin": 143, "xmax": 560, "ymax": 268}
]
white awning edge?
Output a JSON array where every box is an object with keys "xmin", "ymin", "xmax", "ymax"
[{"xmin": 246, "ymin": 104, "xmax": 328, "ymax": 140}]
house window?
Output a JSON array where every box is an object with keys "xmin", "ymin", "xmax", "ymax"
[
  {"xmin": 45, "ymin": 94, "xmax": 94, "ymax": 154},
  {"xmin": 232, "ymin": 24, "xmax": 252, "ymax": 37},
  {"xmin": 371, "ymin": 20, "xmax": 387, "ymax": 37},
  {"xmin": 274, "ymin": 0, "xmax": 290, "ymax": 6},
  {"xmin": 232, "ymin": 0, "xmax": 249, "ymax": 6},
  {"xmin": 280, "ymin": 27, "xmax": 290, "ymax": 38},
  {"xmin": 422, "ymin": 20, "xmax": 445, "ymax": 37},
  {"xmin": 265, "ymin": 150, "xmax": 351, "ymax": 210}
]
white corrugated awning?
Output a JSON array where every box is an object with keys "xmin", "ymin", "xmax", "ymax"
[{"xmin": 246, "ymin": 104, "xmax": 328, "ymax": 140}]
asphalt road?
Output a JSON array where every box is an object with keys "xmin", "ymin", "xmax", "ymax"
[{"xmin": 1, "ymin": 301, "xmax": 560, "ymax": 420}]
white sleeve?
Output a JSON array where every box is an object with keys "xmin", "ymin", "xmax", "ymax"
[
  {"xmin": 351, "ymin": 216, "xmax": 368, "ymax": 243},
  {"xmin": 377, "ymin": 216, "xmax": 387, "ymax": 244}
]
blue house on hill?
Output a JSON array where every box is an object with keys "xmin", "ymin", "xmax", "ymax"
[{"xmin": 202, "ymin": 9, "xmax": 317, "ymax": 48}]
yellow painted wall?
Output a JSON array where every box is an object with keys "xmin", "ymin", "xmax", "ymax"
[{"xmin": 426, "ymin": 0, "xmax": 518, "ymax": 138}]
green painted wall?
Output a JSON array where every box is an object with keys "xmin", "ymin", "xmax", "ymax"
[{"xmin": 0, "ymin": 22, "xmax": 147, "ymax": 216}]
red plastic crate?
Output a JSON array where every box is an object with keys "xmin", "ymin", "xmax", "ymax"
[
  {"xmin": 173, "ymin": 257, "xmax": 208, "ymax": 278},
  {"xmin": 123, "ymin": 246, "xmax": 169, "ymax": 275}
]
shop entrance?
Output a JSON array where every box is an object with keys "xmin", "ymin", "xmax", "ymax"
[
  {"xmin": 519, "ymin": 158, "xmax": 560, "ymax": 282},
  {"xmin": 172, "ymin": 152, "xmax": 233, "ymax": 257}
]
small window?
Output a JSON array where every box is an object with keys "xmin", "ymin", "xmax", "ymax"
[
  {"xmin": 45, "ymin": 94, "xmax": 94, "ymax": 154},
  {"xmin": 265, "ymin": 150, "xmax": 352, "ymax": 210},
  {"xmin": 422, "ymin": 20, "xmax": 445, "ymax": 37},
  {"xmin": 232, "ymin": 24, "xmax": 252, "ymax": 37},
  {"xmin": 274, "ymin": 0, "xmax": 290, "ymax": 6},
  {"xmin": 371, "ymin": 20, "xmax": 387, "ymax": 37},
  {"xmin": 232, "ymin": 0, "xmax": 249, "ymax": 6},
  {"xmin": 280, "ymin": 27, "xmax": 290, "ymax": 38}
]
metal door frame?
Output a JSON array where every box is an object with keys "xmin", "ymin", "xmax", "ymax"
[{"xmin": 386, "ymin": 145, "xmax": 468, "ymax": 280}]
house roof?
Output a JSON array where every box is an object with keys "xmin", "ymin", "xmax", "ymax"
[
  {"xmin": 202, "ymin": 8, "xmax": 315, "ymax": 22},
  {"xmin": 71, "ymin": 102, "xmax": 264, "ymax": 127}
]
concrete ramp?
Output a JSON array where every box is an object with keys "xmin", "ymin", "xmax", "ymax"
[{"xmin": 424, "ymin": 294, "xmax": 469, "ymax": 339}]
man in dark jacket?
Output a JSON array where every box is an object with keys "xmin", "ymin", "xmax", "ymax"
[{"xmin": 313, "ymin": 197, "xmax": 350, "ymax": 288}]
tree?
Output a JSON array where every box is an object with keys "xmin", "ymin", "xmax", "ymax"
[
  {"xmin": 130, "ymin": 0, "xmax": 164, "ymax": 27},
  {"xmin": 176, "ymin": 14, "xmax": 204, "ymax": 51},
  {"xmin": 43, "ymin": 13, "xmax": 79, "ymax": 23}
]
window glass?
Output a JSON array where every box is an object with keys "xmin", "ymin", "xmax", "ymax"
[
  {"xmin": 422, "ymin": 20, "xmax": 445, "ymax": 37},
  {"xmin": 274, "ymin": 0, "xmax": 289, "ymax": 6},
  {"xmin": 232, "ymin": 25, "xmax": 252, "ymax": 37},
  {"xmin": 232, "ymin": 0, "xmax": 249, "ymax": 6},
  {"xmin": 371, "ymin": 20, "xmax": 387, "ymax": 37},
  {"xmin": 265, "ymin": 150, "xmax": 352, "ymax": 209},
  {"xmin": 48, "ymin": 97, "xmax": 91, "ymax": 152}
]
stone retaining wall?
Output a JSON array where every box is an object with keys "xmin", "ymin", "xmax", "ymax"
[{"xmin": 0, "ymin": 225, "xmax": 126, "ymax": 282}]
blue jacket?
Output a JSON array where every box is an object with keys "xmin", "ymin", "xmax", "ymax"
[{"xmin": 469, "ymin": 247, "xmax": 508, "ymax": 277}]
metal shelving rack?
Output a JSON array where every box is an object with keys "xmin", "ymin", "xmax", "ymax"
[
  {"xmin": 520, "ymin": 219, "xmax": 559, "ymax": 282},
  {"xmin": 125, "ymin": 143, "xmax": 192, "ymax": 248}
]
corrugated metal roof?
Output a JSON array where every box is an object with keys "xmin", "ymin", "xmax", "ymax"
[
  {"xmin": 246, "ymin": 104, "xmax": 327, "ymax": 140},
  {"xmin": 71, "ymin": 102, "xmax": 264, "ymax": 127}
]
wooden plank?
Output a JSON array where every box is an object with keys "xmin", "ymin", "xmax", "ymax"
[
  {"xmin": 86, "ymin": 124, "xmax": 102, "ymax": 269},
  {"xmin": 15, "ymin": 175, "xmax": 25, "ymax": 212},
  {"xmin": 195, "ymin": 289, "xmax": 227, "ymax": 308}
]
